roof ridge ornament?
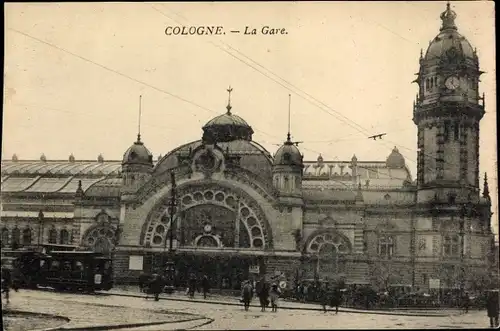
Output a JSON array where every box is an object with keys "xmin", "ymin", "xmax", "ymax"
[
  {"xmin": 226, "ymin": 86, "xmax": 233, "ymax": 115},
  {"xmin": 440, "ymin": 2, "xmax": 458, "ymax": 31}
]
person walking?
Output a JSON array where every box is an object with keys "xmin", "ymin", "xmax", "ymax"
[
  {"xmin": 150, "ymin": 273, "xmax": 164, "ymax": 301},
  {"xmin": 462, "ymin": 292, "xmax": 470, "ymax": 314},
  {"xmin": 241, "ymin": 280, "xmax": 253, "ymax": 311},
  {"xmin": 330, "ymin": 288, "xmax": 341, "ymax": 314},
  {"xmin": 486, "ymin": 290, "xmax": 499, "ymax": 328},
  {"xmin": 303, "ymin": 283, "xmax": 309, "ymax": 303},
  {"xmin": 320, "ymin": 283, "xmax": 329, "ymax": 313},
  {"xmin": 256, "ymin": 277, "xmax": 270, "ymax": 312},
  {"xmin": 188, "ymin": 273, "xmax": 197, "ymax": 298},
  {"xmin": 202, "ymin": 275, "xmax": 210, "ymax": 299},
  {"xmin": 1, "ymin": 267, "xmax": 12, "ymax": 304},
  {"xmin": 269, "ymin": 282, "xmax": 281, "ymax": 312}
]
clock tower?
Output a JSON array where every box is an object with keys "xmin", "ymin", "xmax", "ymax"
[{"xmin": 413, "ymin": 3, "xmax": 485, "ymax": 205}]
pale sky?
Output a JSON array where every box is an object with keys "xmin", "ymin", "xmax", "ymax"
[{"xmin": 2, "ymin": 2, "xmax": 497, "ymax": 236}]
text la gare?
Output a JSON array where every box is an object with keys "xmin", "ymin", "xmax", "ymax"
[{"xmin": 245, "ymin": 26, "xmax": 288, "ymax": 35}]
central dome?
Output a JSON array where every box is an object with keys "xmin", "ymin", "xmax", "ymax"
[{"xmin": 202, "ymin": 87, "xmax": 254, "ymax": 143}]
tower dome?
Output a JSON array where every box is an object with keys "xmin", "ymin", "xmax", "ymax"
[
  {"xmin": 386, "ymin": 146, "xmax": 405, "ymax": 169},
  {"xmin": 202, "ymin": 86, "xmax": 254, "ymax": 144},
  {"xmin": 122, "ymin": 134, "xmax": 153, "ymax": 166},
  {"xmin": 424, "ymin": 3, "xmax": 476, "ymax": 61},
  {"xmin": 273, "ymin": 134, "xmax": 303, "ymax": 167}
]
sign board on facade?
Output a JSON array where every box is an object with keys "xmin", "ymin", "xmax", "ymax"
[
  {"xmin": 429, "ymin": 278, "xmax": 440, "ymax": 289},
  {"xmin": 249, "ymin": 265, "xmax": 260, "ymax": 274},
  {"xmin": 129, "ymin": 255, "xmax": 144, "ymax": 271}
]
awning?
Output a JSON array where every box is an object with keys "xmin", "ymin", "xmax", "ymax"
[{"xmin": 1, "ymin": 211, "xmax": 74, "ymax": 219}]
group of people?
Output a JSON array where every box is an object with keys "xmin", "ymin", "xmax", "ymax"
[
  {"xmin": 240, "ymin": 277, "xmax": 282, "ymax": 312},
  {"xmin": 138, "ymin": 272, "xmax": 212, "ymax": 301}
]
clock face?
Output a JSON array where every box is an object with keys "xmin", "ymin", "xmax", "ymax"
[
  {"xmin": 445, "ymin": 76, "xmax": 460, "ymax": 90},
  {"xmin": 204, "ymin": 224, "xmax": 212, "ymax": 233}
]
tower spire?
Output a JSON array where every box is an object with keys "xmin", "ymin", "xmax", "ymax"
[
  {"xmin": 483, "ymin": 172, "xmax": 491, "ymax": 200},
  {"xmin": 137, "ymin": 95, "xmax": 142, "ymax": 143},
  {"xmin": 226, "ymin": 86, "xmax": 233, "ymax": 115},
  {"xmin": 287, "ymin": 94, "xmax": 292, "ymax": 143}
]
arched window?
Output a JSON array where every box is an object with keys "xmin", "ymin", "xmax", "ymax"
[
  {"xmin": 22, "ymin": 228, "xmax": 32, "ymax": 246},
  {"xmin": 60, "ymin": 229, "xmax": 70, "ymax": 244},
  {"xmin": 48, "ymin": 228, "xmax": 58, "ymax": 244},
  {"xmin": 12, "ymin": 228, "xmax": 21, "ymax": 249},
  {"xmin": 443, "ymin": 234, "xmax": 460, "ymax": 257},
  {"xmin": 1, "ymin": 228, "xmax": 9, "ymax": 248},
  {"xmin": 378, "ymin": 236, "xmax": 394, "ymax": 259}
]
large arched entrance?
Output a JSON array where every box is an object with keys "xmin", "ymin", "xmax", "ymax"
[
  {"xmin": 141, "ymin": 182, "xmax": 272, "ymax": 290},
  {"xmin": 303, "ymin": 231, "xmax": 352, "ymax": 281}
]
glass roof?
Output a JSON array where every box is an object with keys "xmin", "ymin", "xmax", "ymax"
[
  {"xmin": 59, "ymin": 178, "xmax": 104, "ymax": 193},
  {"xmin": 0, "ymin": 161, "xmax": 121, "ymax": 176},
  {"xmin": 1, "ymin": 177, "xmax": 39, "ymax": 192},
  {"xmin": 25, "ymin": 177, "xmax": 71, "ymax": 193}
]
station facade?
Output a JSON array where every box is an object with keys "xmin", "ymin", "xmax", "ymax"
[{"xmin": 1, "ymin": 4, "xmax": 497, "ymax": 292}]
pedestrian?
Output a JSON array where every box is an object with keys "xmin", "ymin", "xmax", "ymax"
[
  {"xmin": 269, "ymin": 282, "xmax": 281, "ymax": 312},
  {"xmin": 486, "ymin": 290, "xmax": 499, "ymax": 328},
  {"xmin": 462, "ymin": 292, "xmax": 470, "ymax": 314},
  {"xmin": 303, "ymin": 283, "xmax": 309, "ymax": 303},
  {"xmin": 256, "ymin": 277, "xmax": 270, "ymax": 312},
  {"xmin": 1, "ymin": 267, "xmax": 12, "ymax": 304},
  {"xmin": 188, "ymin": 273, "xmax": 197, "ymax": 298},
  {"xmin": 330, "ymin": 288, "xmax": 341, "ymax": 314},
  {"xmin": 320, "ymin": 283, "xmax": 329, "ymax": 313},
  {"xmin": 202, "ymin": 275, "xmax": 210, "ymax": 299},
  {"xmin": 149, "ymin": 273, "xmax": 164, "ymax": 301},
  {"xmin": 241, "ymin": 280, "xmax": 253, "ymax": 311}
]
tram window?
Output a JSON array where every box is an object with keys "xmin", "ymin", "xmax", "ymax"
[
  {"xmin": 63, "ymin": 261, "xmax": 72, "ymax": 271},
  {"xmin": 50, "ymin": 261, "xmax": 60, "ymax": 271},
  {"xmin": 74, "ymin": 261, "xmax": 84, "ymax": 272}
]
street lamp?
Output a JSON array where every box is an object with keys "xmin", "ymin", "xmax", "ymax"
[
  {"xmin": 38, "ymin": 210, "xmax": 44, "ymax": 249},
  {"xmin": 163, "ymin": 172, "xmax": 177, "ymax": 294}
]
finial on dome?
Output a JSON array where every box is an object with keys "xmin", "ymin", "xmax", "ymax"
[
  {"xmin": 137, "ymin": 95, "xmax": 142, "ymax": 143},
  {"xmin": 440, "ymin": 1, "xmax": 457, "ymax": 31},
  {"xmin": 40, "ymin": 153, "xmax": 47, "ymax": 162},
  {"xmin": 69, "ymin": 154, "xmax": 75, "ymax": 162},
  {"xmin": 393, "ymin": 146, "xmax": 399, "ymax": 153},
  {"xmin": 226, "ymin": 86, "xmax": 233, "ymax": 115},
  {"xmin": 97, "ymin": 154, "xmax": 104, "ymax": 163},
  {"xmin": 483, "ymin": 172, "xmax": 490, "ymax": 200}
]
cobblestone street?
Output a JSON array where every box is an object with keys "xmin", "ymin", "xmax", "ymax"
[{"xmin": 1, "ymin": 289, "xmax": 494, "ymax": 330}]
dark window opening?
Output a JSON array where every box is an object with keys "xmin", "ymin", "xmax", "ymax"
[
  {"xmin": 454, "ymin": 123, "xmax": 460, "ymax": 141},
  {"xmin": 444, "ymin": 121, "xmax": 450, "ymax": 142}
]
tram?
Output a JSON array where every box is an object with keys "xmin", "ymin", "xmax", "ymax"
[{"xmin": 6, "ymin": 248, "xmax": 114, "ymax": 292}]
